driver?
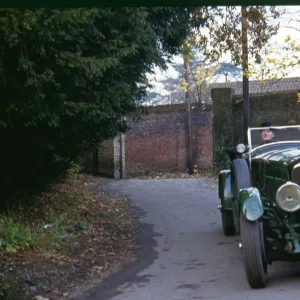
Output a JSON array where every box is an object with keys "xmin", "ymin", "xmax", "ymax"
[{"xmin": 260, "ymin": 121, "xmax": 277, "ymax": 144}]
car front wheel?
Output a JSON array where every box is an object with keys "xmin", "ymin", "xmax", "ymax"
[{"xmin": 240, "ymin": 213, "xmax": 268, "ymax": 288}]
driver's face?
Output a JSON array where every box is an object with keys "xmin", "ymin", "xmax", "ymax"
[{"xmin": 260, "ymin": 129, "xmax": 274, "ymax": 142}]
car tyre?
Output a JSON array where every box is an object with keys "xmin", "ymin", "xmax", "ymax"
[
  {"xmin": 221, "ymin": 209, "xmax": 235, "ymax": 236},
  {"xmin": 231, "ymin": 158, "xmax": 251, "ymax": 234},
  {"xmin": 240, "ymin": 213, "xmax": 268, "ymax": 288}
]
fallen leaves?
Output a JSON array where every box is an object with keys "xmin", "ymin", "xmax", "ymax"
[
  {"xmin": 91, "ymin": 265, "xmax": 104, "ymax": 274},
  {"xmin": 127, "ymin": 169, "xmax": 216, "ymax": 180},
  {"xmin": 34, "ymin": 296, "xmax": 50, "ymax": 300},
  {"xmin": 0, "ymin": 173, "xmax": 138, "ymax": 300}
]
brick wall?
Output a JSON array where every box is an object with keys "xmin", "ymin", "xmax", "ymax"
[
  {"xmin": 232, "ymin": 92, "xmax": 300, "ymax": 143},
  {"xmin": 94, "ymin": 90, "xmax": 300, "ymax": 177},
  {"xmin": 125, "ymin": 103, "xmax": 213, "ymax": 174}
]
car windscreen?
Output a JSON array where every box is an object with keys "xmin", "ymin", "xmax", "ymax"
[{"xmin": 249, "ymin": 126, "xmax": 300, "ymax": 150}]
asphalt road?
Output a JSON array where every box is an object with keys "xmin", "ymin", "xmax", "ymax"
[{"xmin": 83, "ymin": 178, "xmax": 300, "ymax": 300}]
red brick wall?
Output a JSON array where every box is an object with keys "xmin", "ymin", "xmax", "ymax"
[
  {"xmin": 232, "ymin": 92, "xmax": 300, "ymax": 143},
  {"xmin": 86, "ymin": 91, "xmax": 300, "ymax": 176},
  {"xmin": 126, "ymin": 91, "xmax": 300, "ymax": 174},
  {"xmin": 125, "ymin": 103, "xmax": 213, "ymax": 173}
]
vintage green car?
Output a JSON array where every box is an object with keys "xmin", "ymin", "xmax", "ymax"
[{"xmin": 218, "ymin": 124, "xmax": 300, "ymax": 288}]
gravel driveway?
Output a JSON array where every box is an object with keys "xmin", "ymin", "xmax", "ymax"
[{"xmin": 81, "ymin": 178, "xmax": 300, "ymax": 300}]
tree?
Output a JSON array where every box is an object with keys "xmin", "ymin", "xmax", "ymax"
[
  {"xmin": 256, "ymin": 36, "xmax": 300, "ymax": 77},
  {"xmin": 181, "ymin": 42, "xmax": 220, "ymax": 174},
  {"xmin": 212, "ymin": 62, "xmax": 242, "ymax": 82},
  {"xmin": 243, "ymin": 28, "xmax": 300, "ymax": 94},
  {"xmin": 0, "ymin": 8, "xmax": 206, "ymax": 202},
  {"xmin": 198, "ymin": 6, "xmax": 283, "ymax": 65},
  {"xmin": 241, "ymin": 6, "xmax": 250, "ymax": 143},
  {"xmin": 145, "ymin": 6, "xmax": 282, "ymax": 107},
  {"xmin": 144, "ymin": 57, "xmax": 241, "ymax": 106},
  {"xmin": 185, "ymin": 62, "xmax": 219, "ymax": 105},
  {"xmin": 196, "ymin": 6, "xmax": 282, "ymax": 142},
  {"xmin": 182, "ymin": 41, "xmax": 194, "ymax": 174}
]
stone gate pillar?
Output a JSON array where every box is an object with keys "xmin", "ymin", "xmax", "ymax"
[
  {"xmin": 211, "ymin": 88, "xmax": 234, "ymax": 170},
  {"xmin": 97, "ymin": 133, "xmax": 126, "ymax": 179}
]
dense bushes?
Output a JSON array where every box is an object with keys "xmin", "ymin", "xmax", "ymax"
[{"xmin": 0, "ymin": 8, "xmax": 205, "ymax": 202}]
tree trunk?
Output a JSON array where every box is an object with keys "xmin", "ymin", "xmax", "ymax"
[
  {"xmin": 183, "ymin": 43, "xmax": 194, "ymax": 174},
  {"xmin": 242, "ymin": 6, "xmax": 250, "ymax": 144}
]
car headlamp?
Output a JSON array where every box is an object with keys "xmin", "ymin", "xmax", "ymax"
[
  {"xmin": 276, "ymin": 182, "xmax": 300, "ymax": 212},
  {"xmin": 236, "ymin": 143, "xmax": 246, "ymax": 153}
]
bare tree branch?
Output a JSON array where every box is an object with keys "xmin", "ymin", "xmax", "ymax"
[{"xmin": 282, "ymin": 25, "xmax": 300, "ymax": 32}]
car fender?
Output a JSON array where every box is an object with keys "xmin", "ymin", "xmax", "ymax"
[
  {"xmin": 218, "ymin": 170, "xmax": 233, "ymax": 210},
  {"xmin": 239, "ymin": 187, "xmax": 264, "ymax": 221}
]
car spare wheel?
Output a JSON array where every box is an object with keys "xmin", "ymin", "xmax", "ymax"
[
  {"xmin": 231, "ymin": 158, "xmax": 251, "ymax": 234},
  {"xmin": 240, "ymin": 213, "xmax": 268, "ymax": 288},
  {"xmin": 221, "ymin": 209, "xmax": 235, "ymax": 236}
]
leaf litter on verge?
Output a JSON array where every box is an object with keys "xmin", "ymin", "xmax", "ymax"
[{"xmin": 0, "ymin": 173, "xmax": 137, "ymax": 300}]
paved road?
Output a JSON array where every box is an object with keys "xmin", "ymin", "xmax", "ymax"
[{"xmin": 83, "ymin": 178, "xmax": 300, "ymax": 300}]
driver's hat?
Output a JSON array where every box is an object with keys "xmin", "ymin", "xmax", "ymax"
[{"xmin": 260, "ymin": 121, "xmax": 273, "ymax": 131}]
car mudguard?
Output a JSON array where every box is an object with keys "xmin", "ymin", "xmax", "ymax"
[
  {"xmin": 239, "ymin": 187, "xmax": 264, "ymax": 221},
  {"xmin": 218, "ymin": 170, "xmax": 233, "ymax": 210}
]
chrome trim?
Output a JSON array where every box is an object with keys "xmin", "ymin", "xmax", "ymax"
[
  {"xmin": 292, "ymin": 164, "xmax": 300, "ymax": 185},
  {"xmin": 247, "ymin": 127, "xmax": 252, "ymax": 168},
  {"xmin": 220, "ymin": 170, "xmax": 231, "ymax": 175},
  {"xmin": 250, "ymin": 125, "xmax": 300, "ymax": 130}
]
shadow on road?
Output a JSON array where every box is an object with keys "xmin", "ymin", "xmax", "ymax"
[{"xmin": 75, "ymin": 203, "xmax": 162, "ymax": 300}]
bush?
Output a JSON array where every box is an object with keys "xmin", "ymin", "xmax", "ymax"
[{"xmin": 0, "ymin": 8, "xmax": 205, "ymax": 202}]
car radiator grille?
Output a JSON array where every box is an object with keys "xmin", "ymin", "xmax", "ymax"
[{"xmin": 293, "ymin": 165, "xmax": 300, "ymax": 186}]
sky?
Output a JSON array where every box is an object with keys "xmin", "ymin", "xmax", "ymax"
[{"xmin": 147, "ymin": 6, "xmax": 300, "ymax": 96}]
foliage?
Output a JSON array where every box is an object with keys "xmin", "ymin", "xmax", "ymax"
[
  {"xmin": 145, "ymin": 52, "xmax": 241, "ymax": 106},
  {"xmin": 236, "ymin": 32, "xmax": 300, "ymax": 94},
  {"xmin": 197, "ymin": 6, "xmax": 283, "ymax": 66},
  {"xmin": 180, "ymin": 50, "xmax": 219, "ymax": 104},
  {"xmin": 0, "ymin": 218, "xmax": 35, "ymax": 253},
  {"xmin": 249, "ymin": 35, "xmax": 300, "ymax": 80},
  {"xmin": 212, "ymin": 62, "xmax": 242, "ymax": 82},
  {"xmin": 0, "ymin": 8, "xmax": 206, "ymax": 201},
  {"xmin": 145, "ymin": 6, "xmax": 281, "ymax": 106},
  {"xmin": 177, "ymin": 46, "xmax": 242, "ymax": 105},
  {"xmin": 0, "ymin": 171, "xmax": 137, "ymax": 299},
  {"xmin": 213, "ymin": 139, "xmax": 231, "ymax": 170}
]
